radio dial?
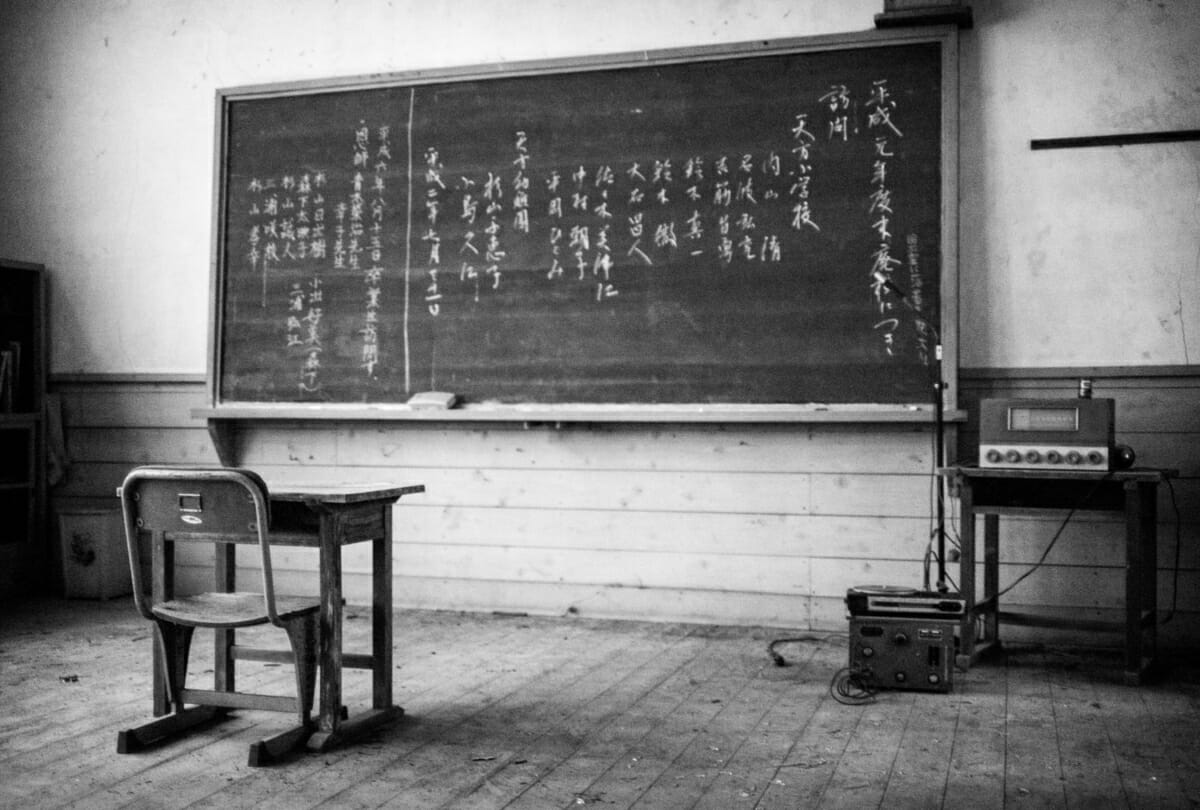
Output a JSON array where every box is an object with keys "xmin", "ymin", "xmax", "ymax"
[
  {"xmin": 985, "ymin": 449, "xmax": 1003, "ymax": 464},
  {"xmin": 1066, "ymin": 451, "xmax": 1083, "ymax": 465},
  {"xmin": 1005, "ymin": 449, "xmax": 1022, "ymax": 464},
  {"xmin": 1024, "ymin": 450, "xmax": 1041, "ymax": 464},
  {"xmin": 1087, "ymin": 450, "xmax": 1104, "ymax": 465},
  {"xmin": 1045, "ymin": 450, "xmax": 1062, "ymax": 464}
]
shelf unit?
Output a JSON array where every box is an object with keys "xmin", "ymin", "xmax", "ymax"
[{"xmin": 0, "ymin": 259, "xmax": 47, "ymax": 595}]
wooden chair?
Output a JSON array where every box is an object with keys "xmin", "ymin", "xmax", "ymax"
[{"xmin": 115, "ymin": 466, "xmax": 320, "ymax": 766}]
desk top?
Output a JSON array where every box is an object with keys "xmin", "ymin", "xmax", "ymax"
[
  {"xmin": 268, "ymin": 482, "xmax": 426, "ymax": 504},
  {"xmin": 937, "ymin": 466, "xmax": 1176, "ymax": 483}
]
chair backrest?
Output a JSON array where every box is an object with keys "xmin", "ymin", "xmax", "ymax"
[{"xmin": 119, "ymin": 466, "xmax": 285, "ymax": 626}]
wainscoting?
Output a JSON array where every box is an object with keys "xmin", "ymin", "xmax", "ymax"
[{"xmin": 47, "ymin": 366, "xmax": 1199, "ymax": 648}]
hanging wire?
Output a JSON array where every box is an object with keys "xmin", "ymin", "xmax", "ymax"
[{"xmin": 995, "ymin": 472, "xmax": 1114, "ymax": 600}]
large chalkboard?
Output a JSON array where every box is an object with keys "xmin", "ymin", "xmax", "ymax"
[{"xmin": 209, "ymin": 30, "xmax": 958, "ymax": 411}]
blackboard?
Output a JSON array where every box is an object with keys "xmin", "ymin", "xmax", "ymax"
[{"xmin": 210, "ymin": 30, "xmax": 958, "ymax": 411}]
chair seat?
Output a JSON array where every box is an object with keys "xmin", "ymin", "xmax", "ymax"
[{"xmin": 152, "ymin": 592, "xmax": 321, "ymax": 628}]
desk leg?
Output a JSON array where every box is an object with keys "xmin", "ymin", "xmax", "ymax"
[
  {"xmin": 307, "ymin": 503, "xmax": 403, "ymax": 753},
  {"xmin": 373, "ymin": 505, "xmax": 395, "ymax": 711},
  {"xmin": 312, "ymin": 515, "xmax": 344, "ymax": 746},
  {"xmin": 1125, "ymin": 481, "xmax": 1158, "ymax": 684}
]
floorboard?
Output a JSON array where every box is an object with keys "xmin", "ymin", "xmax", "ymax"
[{"xmin": 2, "ymin": 598, "xmax": 1199, "ymax": 809}]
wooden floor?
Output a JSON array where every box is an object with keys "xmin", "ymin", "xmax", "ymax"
[{"xmin": 2, "ymin": 599, "xmax": 1199, "ymax": 809}]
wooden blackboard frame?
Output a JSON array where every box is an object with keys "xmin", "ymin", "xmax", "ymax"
[{"xmin": 199, "ymin": 26, "xmax": 960, "ymax": 427}]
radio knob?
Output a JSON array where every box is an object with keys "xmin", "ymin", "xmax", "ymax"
[
  {"xmin": 1046, "ymin": 450, "xmax": 1062, "ymax": 464},
  {"xmin": 1087, "ymin": 450, "xmax": 1104, "ymax": 466},
  {"xmin": 985, "ymin": 449, "xmax": 1003, "ymax": 464},
  {"xmin": 1066, "ymin": 451, "xmax": 1083, "ymax": 465},
  {"xmin": 1025, "ymin": 450, "xmax": 1042, "ymax": 464},
  {"xmin": 1005, "ymin": 449, "xmax": 1022, "ymax": 464}
]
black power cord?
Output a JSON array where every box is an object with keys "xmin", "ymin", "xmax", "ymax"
[
  {"xmin": 767, "ymin": 633, "xmax": 845, "ymax": 667},
  {"xmin": 767, "ymin": 635, "xmax": 879, "ymax": 705},
  {"xmin": 829, "ymin": 667, "xmax": 877, "ymax": 705}
]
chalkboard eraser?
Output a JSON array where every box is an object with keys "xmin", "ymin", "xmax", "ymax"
[{"xmin": 408, "ymin": 391, "xmax": 460, "ymax": 410}]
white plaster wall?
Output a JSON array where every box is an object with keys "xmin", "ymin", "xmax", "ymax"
[
  {"xmin": 959, "ymin": 0, "xmax": 1200, "ymax": 367},
  {"xmin": 0, "ymin": 0, "xmax": 876, "ymax": 374},
  {"xmin": 1, "ymin": 0, "xmax": 1197, "ymax": 373}
]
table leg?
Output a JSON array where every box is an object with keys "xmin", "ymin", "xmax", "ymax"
[
  {"xmin": 308, "ymin": 511, "xmax": 344, "ymax": 750},
  {"xmin": 982, "ymin": 513, "xmax": 1000, "ymax": 651},
  {"xmin": 373, "ymin": 505, "xmax": 394, "ymax": 710},
  {"xmin": 1124, "ymin": 481, "xmax": 1158, "ymax": 684},
  {"xmin": 306, "ymin": 501, "xmax": 403, "ymax": 752}
]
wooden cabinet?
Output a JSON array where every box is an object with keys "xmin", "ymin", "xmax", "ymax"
[{"xmin": 0, "ymin": 259, "xmax": 47, "ymax": 594}]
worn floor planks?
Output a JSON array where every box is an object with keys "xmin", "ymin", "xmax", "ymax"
[{"xmin": 2, "ymin": 598, "xmax": 1199, "ymax": 809}]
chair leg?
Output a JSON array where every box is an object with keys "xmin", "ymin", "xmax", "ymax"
[
  {"xmin": 156, "ymin": 621, "xmax": 195, "ymax": 713},
  {"xmin": 247, "ymin": 723, "xmax": 314, "ymax": 767},
  {"xmin": 117, "ymin": 706, "xmax": 230, "ymax": 754},
  {"xmin": 245, "ymin": 614, "xmax": 319, "ymax": 767},
  {"xmin": 117, "ymin": 621, "xmax": 233, "ymax": 754},
  {"xmin": 289, "ymin": 613, "xmax": 319, "ymax": 724}
]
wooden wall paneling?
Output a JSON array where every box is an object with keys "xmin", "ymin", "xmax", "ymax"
[
  {"xmin": 328, "ymin": 423, "xmax": 938, "ymax": 475},
  {"xmin": 1118, "ymin": 433, "xmax": 1200, "ymax": 477},
  {"xmin": 56, "ymin": 383, "xmax": 206, "ymax": 429},
  {"xmin": 248, "ymin": 462, "xmax": 809, "ymax": 516},
  {"xmin": 810, "ymin": 472, "xmax": 935, "ymax": 518},
  {"xmin": 66, "ymin": 426, "xmax": 218, "ymax": 466},
  {"xmin": 233, "ymin": 425, "xmax": 340, "ymax": 466},
  {"xmin": 387, "ymin": 576, "xmax": 811, "ymax": 626},
  {"xmin": 399, "ymin": 506, "xmax": 930, "ymax": 558},
  {"xmin": 809, "ymin": 556, "xmax": 941, "ymax": 594},
  {"xmin": 51, "ymin": 461, "xmax": 133, "ymax": 500},
  {"xmin": 49, "ymin": 371, "xmax": 1200, "ymax": 645},
  {"xmin": 953, "ymin": 515, "xmax": 1199, "ymax": 568},
  {"xmin": 391, "ymin": 545, "xmax": 813, "ymax": 596}
]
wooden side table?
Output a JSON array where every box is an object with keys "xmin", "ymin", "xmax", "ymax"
[{"xmin": 938, "ymin": 466, "xmax": 1175, "ymax": 684}]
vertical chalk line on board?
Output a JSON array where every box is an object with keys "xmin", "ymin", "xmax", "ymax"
[{"xmin": 402, "ymin": 86, "xmax": 414, "ymax": 395}]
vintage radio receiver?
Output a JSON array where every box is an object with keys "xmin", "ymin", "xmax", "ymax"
[
  {"xmin": 979, "ymin": 397, "xmax": 1115, "ymax": 470},
  {"xmin": 845, "ymin": 587, "xmax": 960, "ymax": 692}
]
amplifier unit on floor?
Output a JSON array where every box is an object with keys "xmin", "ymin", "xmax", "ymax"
[
  {"xmin": 845, "ymin": 585, "xmax": 965, "ymax": 619},
  {"xmin": 846, "ymin": 586, "xmax": 960, "ymax": 693}
]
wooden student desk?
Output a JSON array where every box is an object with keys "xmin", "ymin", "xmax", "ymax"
[
  {"xmin": 938, "ymin": 466, "xmax": 1175, "ymax": 685},
  {"xmin": 151, "ymin": 481, "xmax": 425, "ymax": 751}
]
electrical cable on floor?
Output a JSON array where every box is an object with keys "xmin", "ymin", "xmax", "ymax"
[
  {"xmin": 829, "ymin": 667, "xmax": 876, "ymax": 705},
  {"xmin": 771, "ymin": 636, "xmax": 882, "ymax": 709},
  {"xmin": 767, "ymin": 633, "xmax": 845, "ymax": 667}
]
